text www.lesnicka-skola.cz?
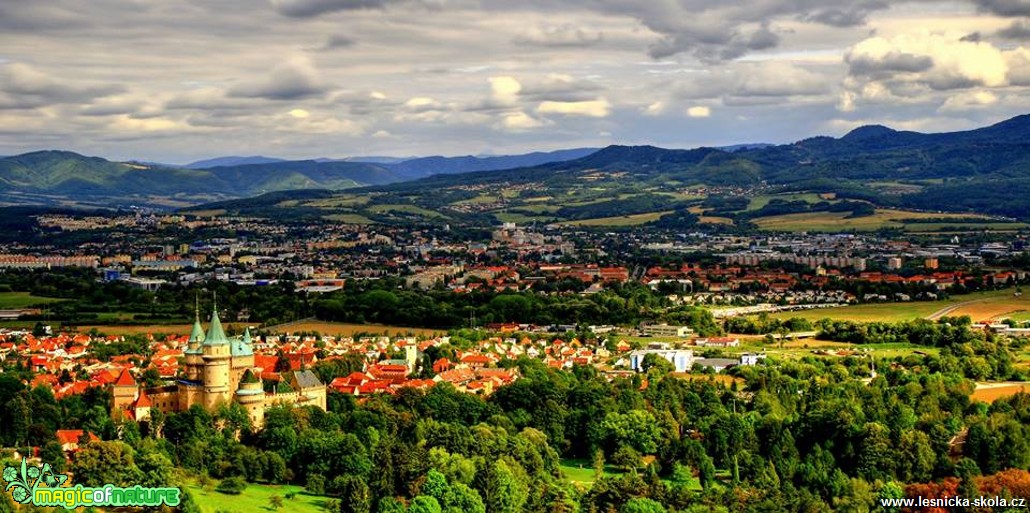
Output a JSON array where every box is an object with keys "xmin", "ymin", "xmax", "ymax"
[{"xmin": 879, "ymin": 495, "xmax": 1027, "ymax": 509}]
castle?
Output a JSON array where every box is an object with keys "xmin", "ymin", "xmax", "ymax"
[{"xmin": 111, "ymin": 306, "xmax": 326, "ymax": 428}]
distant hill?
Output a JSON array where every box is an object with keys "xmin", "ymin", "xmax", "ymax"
[
  {"xmin": 185, "ymin": 156, "xmax": 287, "ymax": 169},
  {"xmin": 201, "ymin": 113, "xmax": 1030, "ymax": 222},
  {"xmin": 12, "ymin": 114, "xmax": 1030, "ymax": 216},
  {"xmin": 0, "ymin": 151, "xmax": 393, "ymax": 207},
  {"xmin": 384, "ymin": 148, "xmax": 599, "ymax": 179}
]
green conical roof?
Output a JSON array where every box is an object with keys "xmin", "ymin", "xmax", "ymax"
[
  {"xmin": 232, "ymin": 327, "xmax": 254, "ymax": 356},
  {"xmin": 204, "ymin": 308, "xmax": 230, "ymax": 345},
  {"xmin": 185, "ymin": 318, "xmax": 205, "ymax": 354}
]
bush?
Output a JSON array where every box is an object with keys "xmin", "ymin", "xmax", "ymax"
[
  {"xmin": 215, "ymin": 476, "xmax": 247, "ymax": 495},
  {"xmin": 306, "ymin": 474, "xmax": 326, "ymax": 495}
]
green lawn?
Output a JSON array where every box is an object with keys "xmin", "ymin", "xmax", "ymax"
[
  {"xmin": 185, "ymin": 482, "xmax": 331, "ymax": 513},
  {"xmin": 0, "ymin": 292, "xmax": 66, "ymax": 309}
]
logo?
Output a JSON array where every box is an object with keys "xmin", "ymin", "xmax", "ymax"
[{"xmin": 3, "ymin": 458, "xmax": 180, "ymax": 509}]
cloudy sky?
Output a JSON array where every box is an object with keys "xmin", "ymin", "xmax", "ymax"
[{"xmin": 2, "ymin": 0, "xmax": 1030, "ymax": 163}]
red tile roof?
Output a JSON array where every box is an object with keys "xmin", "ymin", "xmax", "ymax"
[{"xmin": 114, "ymin": 368, "xmax": 136, "ymax": 387}]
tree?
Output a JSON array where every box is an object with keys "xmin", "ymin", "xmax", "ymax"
[
  {"xmin": 612, "ymin": 445, "xmax": 641, "ymax": 471},
  {"xmin": 69, "ymin": 440, "xmax": 143, "ymax": 487},
  {"xmin": 481, "ymin": 461, "xmax": 527, "ymax": 513},
  {"xmin": 216, "ymin": 476, "xmax": 247, "ymax": 495},
  {"xmin": 409, "ymin": 496, "xmax": 442, "ymax": 513},
  {"xmin": 270, "ymin": 495, "xmax": 284, "ymax": 510},
  {"xmin": 376, "ymin": 497, "xmax": 406, "ymax": 513},
  {"xmin": 592, "ymin": 449, "xmax": 605, "ymax": 479},
  {"xmin": 620, "ymin": 498, "xmax": 666, "ymax": 513}
]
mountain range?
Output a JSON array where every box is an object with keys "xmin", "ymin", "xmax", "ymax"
[
  {"xmin": 5, "ymin": 114, "xmax": 1030, "ymax": 218},
  {"xmin": 0, "ymin": 148, "xmax": 599, "ymax": 208}
]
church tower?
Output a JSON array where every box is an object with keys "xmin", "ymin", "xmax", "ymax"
[{"xmin": 201, "ymin": 304, "xmax": 232, "ymax": 408}]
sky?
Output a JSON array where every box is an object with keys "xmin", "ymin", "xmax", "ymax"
[{"xmin": 1, "ymin": 0, "xmax": 1030, "ymax": 164}]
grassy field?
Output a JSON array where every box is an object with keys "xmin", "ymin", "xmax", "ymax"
[
  {"xmin": 752, "ymin": 209, "xmax": 1016, "ymax": 232},
  {"xmin": 0, "ymin": 292, "xmax": 66, "ymax": 309},
  {"xmin": 185, "ymin": 482, "xmax": 329, "ymax": 513},
  {"xmin": 563, "ymin": 211, "xmax": 672, "ymax": 227},
  {"xmin": 366, "ymin": 204, "xmax": 447, "ymax": 218},
  {"xmin": 747, "ymin": 193, "xmax": 834, "ymax": 211},
  {"xmin": 768, "ymin": 289, "xmax": 1028, "ymax": 323}
]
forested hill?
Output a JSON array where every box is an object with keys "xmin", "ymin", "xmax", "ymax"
[{"xmin": 329, "ymin": 113, "xmax": 1030, "ymax": 219}]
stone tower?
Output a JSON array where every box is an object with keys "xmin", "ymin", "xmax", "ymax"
[{"xmin": 201, "ymin": 306, "xmax": 232, "ymax": 408}]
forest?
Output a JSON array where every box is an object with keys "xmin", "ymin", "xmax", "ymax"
[{"xmin": 2, "ymin": 330, "xmax": 1030, "ymax": 513}]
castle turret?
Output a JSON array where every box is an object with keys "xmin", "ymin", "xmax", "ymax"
[
  {"xmin": 201, "ymin": 306, "xmax": 232, "ymax": 408},
  {"xmin": 184, "ymin": 307, "xmax": 205, "ymax": 381},
  {"xmin": 230, "ymin": 327, "xmax": 256, "ymax": 393},
  {"xmin": 235, "ymin": 369, "xmax": 265, "ymax": 428}
]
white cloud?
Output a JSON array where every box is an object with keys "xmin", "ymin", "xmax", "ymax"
[
  {"xmin": 499, "ymin": 111, "xmax": 548, "ymax": 130},
  {"xmin": 643, "ymin": 101, "xmax": 666, "ymax": 116},
  {"xmin": 289, "ymin": 108, "xmax": 311, "ymax": 118},
  {"xmin": 939, "ymin": 90, "xmax": 999, "ymax": 112},
  {"xmin": 686, "ymin": 106, "xmax": 711, "ymax": 118},
  {"xmin": 537, "ymin": 98, "xmax": 611, "ymax": 117},
  {"xmin": 845, "ymin": 32, "xmax": 1009, "ymax": 90},
  {"xmin": 489, "ymin": 76, "xmax": 522, "ymax": 106}
]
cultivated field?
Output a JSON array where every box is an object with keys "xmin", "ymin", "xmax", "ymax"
[
  {"xmin": 970, "ymin": 382, "xmax": 1030, "ymax": 403},
  {"xmin": 768, "ymin": 288, "xmax": 1030, "ymax": 323},
  {"xmin": 752, "ymin": 208, "xmax": 1023, "ymax": 232},
  {"xmin": 562, "ymin": 211, "xmax": 672, "ymax": 227}
]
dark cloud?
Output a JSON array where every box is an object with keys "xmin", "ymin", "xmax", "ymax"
[
  {"xmin": 227, "ymin": 58, "xmax": 330, "ymax": 100},
  {"xmin": 0, "ymin": 63, "xmax": 124, "ymax": 108},
  {"xmin": 802, "ymin": 2, "xmax": 888, "ymax": 27},
  {"xmin": 270, "ymin": 0, "xmax": 392, "ymax": 17},
  {"xmin": 847, "ymin": 51, "xmax": 935, "ymax": 76},
  {"xmin": 647, "ymin": 22, "xmax": 781, "ymax": 61},
  {"xmin": 972, "ymin": 0, "xmax": 1030, "ymax": 16},
  {"xmin": 513, "ymin": 23, "xmax": 604, "ymax": 48},
  {"xmin": 960, "ymin": 32, "xmax": 983, "ymax": 42},
  {"xmin": 320, "ymin": 34, "xmax": 358, "ymax": 49},
  {"xmin": 996, "ymin": 20, "xmax": 1030, "ymax": 39}
]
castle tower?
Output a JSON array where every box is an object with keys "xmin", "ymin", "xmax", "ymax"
[
  {"xmin": 201, "ymin": 305, "xmax": 232, "ymax": 409},
  {"xmin": 111, "ymin": 368, "xmax": 138, "ymax": 418},
  {"xmin": 184, "ymin": 302, "xmax": 205, "ymax": 381},
  {"xmin": 235, "ymin": 369, "xmax": 265, "ymax": 428},
  {"xmin": 230, "ymin": 327, "xmax": 256, "ymax": 393}
]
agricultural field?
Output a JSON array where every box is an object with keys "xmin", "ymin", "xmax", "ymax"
[
  {"xmin": 767, "ymin": 288, "xmax": 1030, "ymax": 323},
  {"xmin": 0, "ymin": 292, "xmax": 66, "ymax": 309},
  {"xmin": 752, "ymin": 208, "xmax": 1024, "ymax": 232},
  {"xmin": 562, "ymin": 211, "xmax": 672, "ymax": 227},
  {"xmin": 366, "ymin": 204, "xmax": 447, "ymax": 218},
  {"xmin": 322, "ymin": 213, "xmax": 375, "ymax": 224},
  {"xmin": 185, "ymin": 482, "xmax": 328, "ymax": 513},
  {"xmin": 747, "ymin": 192, "xmax": 835, "ymax": 211},
  {"xmin": 971, "ymin": 382, "xmax": 1030, "ymax": 403}
]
